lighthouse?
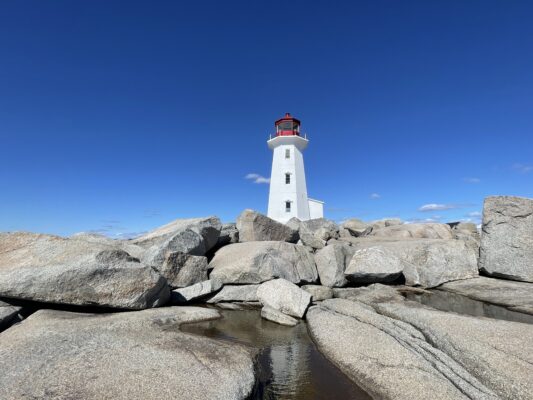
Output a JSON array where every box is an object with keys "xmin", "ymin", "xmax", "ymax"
[{"xmin": 267, "ymin": 113, "xmax": 324, "ymax": 223}]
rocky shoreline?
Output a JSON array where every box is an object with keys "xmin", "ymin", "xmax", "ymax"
[{"xmin": 0, "ymin": 195, "xmax": 532, "ymax": 399}]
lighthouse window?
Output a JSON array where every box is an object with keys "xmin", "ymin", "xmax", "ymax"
[
  {"xmin": 285, "ymin": 173, "xmax": 291, "ymax": 184},
  {"xmin": 285, "ymin": 149, "xmax": 290, "ymax": 159},
  {"xmin": 285, "ymin": 201, "xmax": 291, "ymax": 212}
]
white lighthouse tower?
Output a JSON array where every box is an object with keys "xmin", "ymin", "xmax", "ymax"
[{"xmin": 267, "ymin": 113, "xmax": 324, "ymax": 223}]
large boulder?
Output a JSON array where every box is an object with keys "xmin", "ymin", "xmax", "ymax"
[
  {"xmin": 350, "ymin": 239, "xmax": 479, "ymax": 288},
  {"xmin": 133, "ymin": 216, "xmax": 222, "ymax": 266},
  {"xmin": 236, "ymin": 209, "xmax": 298, "ymax": 243},
  {"xmin": 0, "ymin": 233, "xmax": 169, "ymax": 309},
  {"xmin": 299, "ymin": 218, "xmax": 340, "ymax": 241},
  {"xmin": 479, "ymin": 196, "xmax": 533, "ymax": 282},
  {"xmin": 209, "ymin": 241, "xmax": 317, "ymax": 285},
  {"xmin": 257, "ymin": 278, "xmax": 311, "ymax": 319},
  {"xmin": 156, "ymin": 252, "xmax": 209, "ymax": 288},
  {"xmin": 308, "ymin": 297, "xmax": 533, "ymax": 400},
  {"xmin": 314, "ymin": 243, "xmax": 355, "ymax": 287},
  {"xmin": 207, "ymin": 284, "xmax": 260, "ymax": 303},
  {"xmin": 342, "ymin": 218, "xmax": 369, "ymax": 236},
  {"xmin": 0, "ymin": 307, "xmax": 255, "ymax": 399},
  {"xmin": 370, "ymin": 223, "xmax": 453, "ymax": 239},
  {"xmin": 344, "ymin": 247, "xmax": 406, "ymax": 283}
]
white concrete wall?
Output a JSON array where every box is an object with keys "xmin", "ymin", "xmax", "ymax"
[
  {"xmin": 267, "ymin": 136, "xmax": 310, "ymax": 223},
  {"xmin": 308, "ymin": 198, "xmax": 324, "ymax": 219}
]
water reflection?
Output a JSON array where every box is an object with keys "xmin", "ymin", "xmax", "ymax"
[
  {"xmin": 181, "ymin": 308, "xmax": 370, "ymax": 400},
  {"xmin": 406, "ymin": 290, "xmax": 533, "ymax": 325}
]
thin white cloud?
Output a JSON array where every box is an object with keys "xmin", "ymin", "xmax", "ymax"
[
  {"xmin": 463, "ymin": 177, "xmax": 481, "ymax": 184},
  {"xmin": 466, "ymin": 211, "xmax": 481, "ymax": 218},
  {"xmin": 245, "ymin": 173, "xmax": 270, "ymax": 184},
  {"xmin": 512, "ymin": 163, "xmax": 533, "ymax": 173},
  {"xmin": 370, "ymin": 193, "xmax": 381, "ymax": 199},
  {"xmin": 418, "ymin": 203, "xmax": 458, "ymax": 212}
]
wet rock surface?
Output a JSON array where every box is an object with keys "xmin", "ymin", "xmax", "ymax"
[
  {"xmin": 438, "ymin": 276, "xmax": 533, "ymax": 315},
  {"xmin": 181, "ymin": 308, "xmax": 370, "ymax": 400},
  {"xmin": 308, "ymin": 292, "xmax": 533, "ymax": 400},
  {"xmin": 0, "ymin": 307, "xmax": 255, "ymax": 400}
]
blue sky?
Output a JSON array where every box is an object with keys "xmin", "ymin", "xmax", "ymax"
[{"xmin": 0, "ymin": 1, "xmax": 532, "ymax": 237}]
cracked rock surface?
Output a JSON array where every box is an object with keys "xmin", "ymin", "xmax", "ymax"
[
  {"xmin": 0, "ymin": 306, "xmax": 255, "ymax": 400},
  {"xmin": 479, "ymin": 196, "xmax": 533, "ymax": 282},
  {"xmin": 307, "ymin": 292, "xmax": 533, "ymax": 400}
]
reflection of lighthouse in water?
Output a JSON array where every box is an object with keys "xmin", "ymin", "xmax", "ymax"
[
  {"xmin": 267, "ymin": 113, "xmax": 324, "ymax": 223},
  {"xmin": 268, "ymin": 337, "xmax": 310, "ymax": 395}
]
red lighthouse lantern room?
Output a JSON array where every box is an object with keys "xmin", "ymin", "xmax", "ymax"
[{"xmin": 275, "ymin": 113, "xmax": 301, "ymax": 136}]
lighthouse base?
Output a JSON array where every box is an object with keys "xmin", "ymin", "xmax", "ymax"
[{"xmin": 308, "ymin": 198, "xmax": 324, "ymax": 220}]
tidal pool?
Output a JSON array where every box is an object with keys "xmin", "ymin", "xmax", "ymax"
[
  {"xmin": 406, "ymin": 290, "xmax": 533, "ymax": 325},
  {"xmin": 181, "ymin": 308, "xmax": 370, "ymax": 400}
]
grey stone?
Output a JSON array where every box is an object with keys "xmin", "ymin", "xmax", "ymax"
[
  {"xmin": 285, "ymin": 217, "xmax": 302, "ymax": 232},
  {"xmin": 171, "ymin": 280, "xmax": 222, "ymax": 304},
  {"xmin": 307, "ymin": 299, "xmax": 504, "ymax": 400},
  {"xmin": 377, "ymin": 300, "xmax": 533, "ymax": 400},
  {"xmin": 0, "ymin": 232, "xmax": 169, "ymax": 309},
  {"xmin": 209, "ymin": 241, "xmax": 317, "ymax": 285},
  {"xmin": 157, "ymin": 252, "xmax": 208, "ymax": 288},
  {"xmin": 370, "ymin": 223, "xmax": 453, "ymax": 239},
  {"xmin": 332, "ymin": 284, "xmax": 405, "ymax": 304},
  {"xmin": 299, "ymin": 231, "xmax": 326, "ymax": 249},
  {"xmin": 217, "ymin": 223, "xmax": 239, "ymax": 247},
  {"xmin": 351, "ymin": 239, "xmax": 479, "ymax": 288},
  {"xmin": 479, "ymin": 196, "xmax": 533, "ymax": 282},
  {"xmin": 133, "ymin": 216, "xmax": 222, "ymax": 265},
  {"xmin": 207, "ymin": 284, "xmax": 260, "ymax": 303},
  {"xmin": 439, "ymin": 276, "xmax": 533, "ymax": 315},
  {"xmin": 256, "ymin": 278, "xmax": 311, "ymax": 318},
  {"xmin": 261, "ymin": 305, "xmax": 298, "ymax": 326},
  {"xmin": 0, "ymin": 307, "xmax": 255, "ymax": 400},
  {"xmin": 314, "ymin": 243, "xmax": 355, "ymax": 287},
  {"xmin": 302, "ymin": 284, "xmax": 333, "ymax": 301},
  {"xmin": 0, "ymin": 300, "xmax": 22, "ymax": 331},
  {"xmin": 370, "ymin": 218, "xmax": 403, "ymax": 230},
  {"xmin": 344, "ymin": 246, "xmax": 406, "ymax": 283},
  {"xmin": 299, "ymin": 218, "xmax": 340, "ymax": 241},
  {"xmin": 342, "ymin": 218, "xmax": 369, "ymax": 236},
  {"xmin": 236, "ymin": 209, "xmax": 299, "ymax": 243}
]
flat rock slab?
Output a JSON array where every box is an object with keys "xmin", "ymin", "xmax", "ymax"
[
  {"xmin": 308, "ymin": 298, "xmax": 533, "ymax": 400},
  {"xmin": 301, "ymin": 285, "xmax": 333, "ymax": 302},
  {"xmin": 261, "ymin": 305, "xmax": 298, "ymax": 326},
  {"xmin": 0, "ymin": 232, "xmax": 169, "ymax": 309},
  {"xmin": 479, "ymin": 196, "xmax": 533, "ymax": 282},
  {"xmin": 207, "ymin": 285, "xmax": 260, "ymax": 303},
  {"xmin": 171, "ymin": 280, "xmax": 222, "ymax": 304},
  {"xmin": 439, "ymin": 276, "xmax": 533, "ymax": 315},
  {"xmin": 0, "ymin": 307, "xmax": 255, "ymax": 400},
  {"xmin": 209, "ymin": 241, "xmax": 317, "ymax": 285}
]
